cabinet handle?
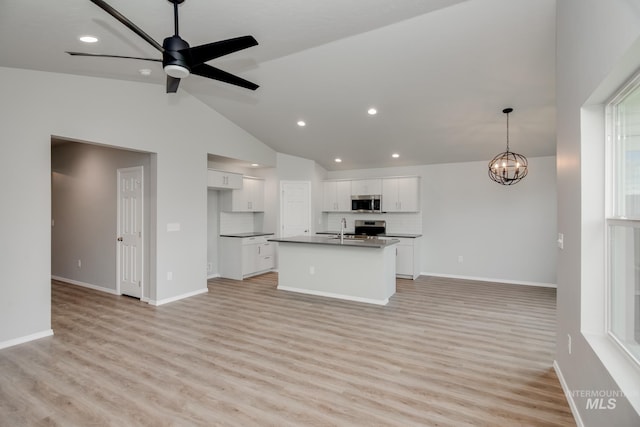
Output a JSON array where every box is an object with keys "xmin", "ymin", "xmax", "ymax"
[{"xmin": 258, "ymin": 246, "xmax": 261, "ymax": 255}]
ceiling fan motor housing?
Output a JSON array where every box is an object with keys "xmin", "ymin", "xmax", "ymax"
[{"xmin": 163, "ymin": 35, "xmax": 190, "ymax": 77}]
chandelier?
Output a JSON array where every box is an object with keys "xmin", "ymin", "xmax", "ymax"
[{"xmin": 488, "ymin": 108, "xmax": 528, "ymax": 185}]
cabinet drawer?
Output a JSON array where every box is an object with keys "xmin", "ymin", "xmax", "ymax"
[
  {"xmin": 257, "ymin": 254, "xmax": 275, "ymax": 271},
  {"xmin": 241, "ymin": 235, "xmax": 273, "ymax": 245}
]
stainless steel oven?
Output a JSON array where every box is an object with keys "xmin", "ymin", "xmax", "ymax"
[
  {"xmin": 351, "ymin": 195, "xmax": 381, "ymax": 213},
  {"xmin": 354, "ymin": 220, "xmax": 386, "ymax": 236}
]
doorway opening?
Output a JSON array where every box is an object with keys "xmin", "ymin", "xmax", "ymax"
[{"xmin": 51, "ymin": 137, "xmax": 156, "ymax": 301}]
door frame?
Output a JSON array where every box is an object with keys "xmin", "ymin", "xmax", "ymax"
[
  {"xmin": 279, "ymin": 180, "xmax": 312, "ymax": 237},
  {"xmin": 116, "ymin": 165, "xmax": 144, "ymax": 298}
]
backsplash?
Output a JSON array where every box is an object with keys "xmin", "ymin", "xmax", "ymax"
[
  {"xmin": 220, "ymin": 212, "xmax": 256, "ymax": 234},
  {"xmin": 326, "ymin": 213, "xmax": 422, "ymax": 235}
]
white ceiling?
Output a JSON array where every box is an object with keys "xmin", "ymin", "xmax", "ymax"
[{"xmin": 0, "ymin": 0, "xmax": 556, "ymax": 171}]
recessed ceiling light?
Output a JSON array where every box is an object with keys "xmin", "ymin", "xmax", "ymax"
[
  {"xmin": 251, "ymin": 163, "xmax": 259, "ymax": 167},
  {"xmin": 334, "ymin": 158, "xmax": 342, "ymax": 163},
  {"xmin": 79, "ymin": 35, "xmax": 98, "ymax": 43},
  {"xmin": 368, "ymin": 108, "xmax": 377, "ymax": 115},
  {"xmin": 392, "ymin": 153, "xmax": 400, "ymax": 158},
  {"xmin": 297, "ymin": 120, "xmax": 306, "ymax": 127},
  {"xmin": 139, "ymin": 68, "xmax": 152, "ymax": 76}
]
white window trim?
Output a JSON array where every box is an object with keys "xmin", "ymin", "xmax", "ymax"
[
  {"xmin": 605, "ymin": 218, "xmax": 640, "ymax": 367},
  {"xmin": 579, "ymin": 100, "xmax": 640, "ymax": 415}
]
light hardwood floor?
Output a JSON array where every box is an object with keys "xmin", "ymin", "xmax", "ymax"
[{"xmin": 0, "ymin": 274, "xmax": 575, "ymax": 426}]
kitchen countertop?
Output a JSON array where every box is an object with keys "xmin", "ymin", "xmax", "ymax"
[
  {"xmin": 378, "ymin": 233, "xmax": 423, "ymax": 238},
  {"xmin": 220, "ymin": 232, "xmax": 275, "ymax": 238},
  {"xmin": 269, "ymin": 235, "xmax": 400, "ymax": 248},
  {"xmin": 316, "ymin": 231, "xmax": 422, "ymax": 238}
]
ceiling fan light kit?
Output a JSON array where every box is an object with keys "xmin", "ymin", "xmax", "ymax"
[
  {"xmin": 488, "ymin": 107, "xmax": 528, "ymax": 186},
  {"xmin": 67, "ymin": 0, "xmax": 259, "ymax": 93},
  {"xmin": 164, "ymin": 64, "xmax": 190, "ymax": 79}
]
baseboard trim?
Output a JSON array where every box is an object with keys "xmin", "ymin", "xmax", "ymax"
[
  {"xmin": 277, "ymin": 286, "xmax": 389, "ymax": 306},
  {"xmin": 207, "ymin": 273, "xmax": 221, "ymax": 280},
  {"xmin": 149, "ymin": 287, "xmax": 208, "ymax": 306},
  {"xmin": 0, "ymin": 329, "xmax": 54, "ymax": 350},
  {"xmin": 421, "ymin": 272, "xmax": 557, "ymax": 288},
  {"xmin": 553, "ymin": 360, "xmax": 584, "ymax": 427},
  {"xmin": 51, "ymin": 276, "xmax": 119, "ymax": 295}
]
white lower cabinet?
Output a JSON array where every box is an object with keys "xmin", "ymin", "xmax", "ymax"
[
  {"xmin": 386, "ymin": 237, "xmax": 421, "ymax": 280},
  {"xmin": 220, "ymin": 235, "xmax": 275, "ymax": 280}
]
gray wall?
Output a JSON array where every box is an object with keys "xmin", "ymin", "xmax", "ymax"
[
  {"xmin": 556, "ymin": 0, "xmax": 640, "ymax": 425},
  {"xmin": 0, "ymin": 66, "xmax": 276, "ymax": 345},
  {"xmin": 51, "ymin": 142, "xmax": 151, "ymax": 296},
  {"xmin": 329, "ymin": 156, "xmax": 557, "ymax": 285}
]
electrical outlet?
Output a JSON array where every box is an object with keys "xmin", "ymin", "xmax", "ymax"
[
  {"xmin": 458, "ymin": 255, "xmax": 463, "ymax": 263},
  {"xmin": 557, "ymin": 233, "xmax": 564, "ymax": 250},
  {"xmin": 207, "ymin": 262, "xmax": 212, "ymax": 273},
  {"xmin": 567, "ymin": 333, "xmax": 572, "ymax": 355}
]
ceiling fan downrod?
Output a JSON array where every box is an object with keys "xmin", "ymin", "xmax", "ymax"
[{"xmin": 170, "ymin": 0, "xmax": 184, "ymax": 36}]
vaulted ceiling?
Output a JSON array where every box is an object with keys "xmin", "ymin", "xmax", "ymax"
[{"xmin": 0, "ymin": 0, "xmax": 556, "ymax": 170}]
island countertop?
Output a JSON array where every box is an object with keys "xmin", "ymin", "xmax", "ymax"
[
  {"xmin": 220, "ymin": 232, "xmax": 275, "ymax": 238},
  {"xmin": 316, "ymin": 231, "xmax": 423, "ymax": 238},
  {"xmin": 268, "ymin": 235, "xmax": 399, "ymax": 248}
]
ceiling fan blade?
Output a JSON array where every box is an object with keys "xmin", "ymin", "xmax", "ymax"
[
  {"xmin": 191, "ymin": 63, "xmax": 259, "ymax": 90},
  {"xmin": 166, "ymin": 76, "xmax": 181, "ymax": 93},
  {"xmin": 66, "ymin": 51, "xmax": 161, "ymax": 62},
  {"xmin": 89, "ymin": 0, "xmax": 164, "ymax": 53},
  {"xmin": 184, "ymin": 36, "xmax": 258, "ymax": 66}
]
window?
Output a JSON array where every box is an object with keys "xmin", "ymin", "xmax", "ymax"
[{"xmin": 607, "ymin": 73, "xmax": 640, "ymax": 364}]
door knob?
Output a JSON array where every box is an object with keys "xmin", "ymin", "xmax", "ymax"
[{"xmin": 117, "ymin": 237, "xmax": 123, "ymax": 242}]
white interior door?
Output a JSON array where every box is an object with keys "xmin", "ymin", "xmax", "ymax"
[
  {"xmin": 117, "ymin": 166, "xmax": 143, "ymax": 298},
  {"xmin": 281, "ymin": 181, "xmax": 311, "ymax": 237}
]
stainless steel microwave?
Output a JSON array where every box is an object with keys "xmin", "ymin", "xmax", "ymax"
[{"xmin": 351, "ymin": 195, "xmax": 382, "ymax": 213}]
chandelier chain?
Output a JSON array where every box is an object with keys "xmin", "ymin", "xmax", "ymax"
[{"xmin": 505, "ymin": 111, "xmax": 510, "ymax": 152}]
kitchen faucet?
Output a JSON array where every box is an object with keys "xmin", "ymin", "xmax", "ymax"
[{"xmin": 340, "ymin": 218, "xmax": 347, "ymax": 242}]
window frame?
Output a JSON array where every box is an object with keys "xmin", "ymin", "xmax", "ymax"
[{"xmin": 605, "ymin": 71, "xmax": 640, "ymax": 367}]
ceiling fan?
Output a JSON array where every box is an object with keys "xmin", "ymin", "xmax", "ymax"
[{"xmin": 67, "ymin": 0, "xmax": 259, "ymax": 93}]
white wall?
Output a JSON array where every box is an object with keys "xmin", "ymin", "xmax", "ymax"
[
  {"xmin": 0, "ymin": 66, "xmax": 276, "ymax": 345},
  {"xmin": 329, "ymin": 156, "xmax": 557, "ymax": 285},
  {"xmin": 275, "ymin": 153, "xmax": 328, "ymax": 236},
  {"xmin": 207, "ymin": 189, "xmax": 219, "ymax": 278},
  {"xmin": 556, "ymin": 0, "xmax": 640, "ymax": 424}
]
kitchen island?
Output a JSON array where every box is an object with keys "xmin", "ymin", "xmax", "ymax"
[{"xmin": 268, "ymin": 235, "xmax": 399, "ymax": 305}]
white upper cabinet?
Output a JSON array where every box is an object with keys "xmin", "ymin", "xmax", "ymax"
[
  {"xmin": 382, "ymin": 177, "xmax": 420, "ymax": 212},
  {"xmin": 207, "ymin": 169, "xmax": 243, "ymax": 190},
  {"xmin": 322, "ymin": 180, "xmax": 351, "ymax": 212},
  {"xmin": 222, "ymin": 177, "xmax": 265, "ymax": 212},
  {"xmin": 351, "ymin": 179, "xmax": 382, "ymax": 196}
]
